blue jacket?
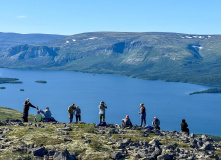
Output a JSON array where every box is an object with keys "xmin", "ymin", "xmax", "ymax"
[{"xmin": 40, "ymin": 109, "xmax": 52, "ymax": 119}]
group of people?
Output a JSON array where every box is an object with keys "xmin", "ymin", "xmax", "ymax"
[
  {"xmin": 121, "ymin": 103, "xmax": 161, "ymax": 130},
  {"xmin": 23, "ymin": 98, "xmax": 55, "ymax": 122},
  {"xmin": 22, "ymin": 99, "xmax": 189, "ymax": 135}
]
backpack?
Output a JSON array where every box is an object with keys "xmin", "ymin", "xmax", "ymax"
[
  {"xmin": 97, "ymin": 121, "xmax": 106, "ymax": 126},
  {"xmin": 146, "ymin": 125, "xmax": 154, "ymax": 130}
]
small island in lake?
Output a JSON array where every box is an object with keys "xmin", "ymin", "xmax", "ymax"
[
  {"xmin": 35, "ymin": 80, "xmax": 47, "ymax": 83},
  {"xmin": 0, "ymin": 87, "xmax": 6, "ymax": 89},
  {"xmin": 20, "ymin": 89, "xmax": 24, "ymax": 91},
  {"xmin": 0, "ymin": 78, "xmax": 22, "ymax": 84},
  {"xmin": 189, "ymin": 88, "xmax": 221, "ymax": 95}
]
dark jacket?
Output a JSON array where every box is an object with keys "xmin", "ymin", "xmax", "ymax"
[
  {"xmin": 23, "ymin": 101, "xmax": 36, "ymax": 112},
  {"xmin": 181, "ymin": 121, "xmax": 189, "ymax": 132}
]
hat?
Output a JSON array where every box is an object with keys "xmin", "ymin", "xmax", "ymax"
[
  {"xmin": 46, "ymin": 107, "xmax": 49, "ymax": 109},
  {"xmin": 126, "ymin": 115, "xmax": 129, "ymax": 118},
  {"xmin": 100, "ymin": 101, "xmax": 104, "ymax": 104},
  {"xmin": 37, "ymin": 111, "xmax": 40, "ymax": 114}
]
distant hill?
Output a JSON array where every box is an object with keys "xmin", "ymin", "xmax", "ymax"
[
  {"xmin": 1, "ymin": 32, "xmax": 221, "ymax": 86},
  {"xmin": 0, "ymin": 32, "xmax": 66, "ymax": 52}
]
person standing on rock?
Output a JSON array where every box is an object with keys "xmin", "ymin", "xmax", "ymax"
[
  {"xmin": 74, "ymin": 106, "xmax": 81, "ymax": 123},
  {"xmin": 23, "ymin": 98, "xmax": 38, "ymax": 122},
  {"xmin": 181, "ymin": 119, "xmax": 189, "ymax": 135},
  {"xmin": 68, "ymin": 104, "xmax": 76, "ymax": 123},
  {"xmin": 138, "ymin": 103, "xmax": 146, "ymax": 127},
  {"xmin": 98, "ymin": 101, "xmax": 107, "ymax": 123},
  {"xmin": 152, "ymin": 117, "xmax": 160, "ymax": 130}
]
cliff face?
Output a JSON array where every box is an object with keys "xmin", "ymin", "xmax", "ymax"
[{"xmin": 0, "ymin": 121, "xmax": 220, "ymax": 160}]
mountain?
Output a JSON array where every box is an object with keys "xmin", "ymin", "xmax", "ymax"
[
  {"xmin": 0, "ymin": 32, "xmax": 66, "ymax": 53},
  {"xmin": 1, "ymin": 32, "xmax": 221, "ymax": 86}
]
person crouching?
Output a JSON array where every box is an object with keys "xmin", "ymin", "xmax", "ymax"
[{"xmin": 121, "ymin": 115, "xmax": 133, "ymax": 128}]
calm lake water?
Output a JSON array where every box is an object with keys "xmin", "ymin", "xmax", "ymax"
[{"xmin": 0, "ymin": 68, "xmax": 220, "ymax": 136}]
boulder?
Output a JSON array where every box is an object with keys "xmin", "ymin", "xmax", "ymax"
[
  {"xmin": 111, "ymin": 151, "xmax": 122, "ymax": 159},
  {"xmin": 53, "ymin": 149, "xmax": 76, "ymax": 160},
  {"xmin": 27, "ymin": 146, "xmax": 48, "ymax": 157},
  {"xmin": 157, "ymin": 154, "xmax": 172, "ymax": 160}
]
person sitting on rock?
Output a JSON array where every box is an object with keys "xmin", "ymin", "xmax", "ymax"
[
  {"xmin": 35, "ymin": 111, "xmax": 42, "ymax": 122},
  {"xmin": 39, "ymin": 107, "xmax": 52, "ymax": 122},
  {"xmin": 152, "ymin": 117, "xmax": 160, "ymax": 130},
  {"xmin": 181, "ymin": 119, "xmax": 189, "ymax": 135},
  {"xmin": 121, "ymin": 115, "xmax": 133, "ymax": 128}
]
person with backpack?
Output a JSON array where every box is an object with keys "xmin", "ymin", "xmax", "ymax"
[
  {"xmin": 98, "ymin": 101, "xmax": 107, "ymax": 123},
  {"xmin": 68, "ymin": 104, "xmax": 76, "ymax": 123},
  {"xmin": 39, "ymin": 107, "xmax": 52, "ymax": 122},
  {"xmin": 152, "ymin": 117, "xmax": 160, "ymax": 130},
  {"xmin": 23, "ymin": 98, "xmax": 38, "ymax": 122},
  {"xmin": 121, "ymin": 115, "xmax": 133, "ymax": 128},
  {"xmin": 138, "ymin": 103, "xmax": 146, "ymax": 127},
  {"xmin": 35, "ymin": 111, "xmax": 42, "ymax": 122},
  {"xmin": 74, "ymin": 106, "xmax": 81, "ymax": 123},
  {"xmin": 181, "ymin": 119, "xmax": 189, "ymax": 135}
]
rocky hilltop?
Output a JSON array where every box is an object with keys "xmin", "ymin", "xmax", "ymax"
[
  {"xmin": 0, "ymin": 120, "xmax": 221, "ymax": 160},
  {"xmin": 1, "ymin": 32, "xmax": 221, "ymax": 86},
  {"xmin": 0, "ymin": 106, "xmax": 221, "ymax": 159}
]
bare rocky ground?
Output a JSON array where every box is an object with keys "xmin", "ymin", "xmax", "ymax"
[{"xmin": 0, "ymin": 120, "xmax": 220, "ymax": 160}]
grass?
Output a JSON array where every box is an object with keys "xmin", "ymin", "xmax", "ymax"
[{"xmin": 0, "ymin": 106, "xmax": 35, "ymax": 122}]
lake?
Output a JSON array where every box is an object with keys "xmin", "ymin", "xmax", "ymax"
[{"xmin": 0, "ymin": 68, "xmax": 220, "ymax": 136}]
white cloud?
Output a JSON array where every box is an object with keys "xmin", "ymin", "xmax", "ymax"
[{"xmin": 16, "ymin": 15, "xmax": 27, "ymax": 19}]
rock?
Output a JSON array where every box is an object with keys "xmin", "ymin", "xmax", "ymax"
[
  {"xmin": 189, "ymin": 133, "xmax": 195, "ymax": 138},
  {"xmin": 157, "ymin": 153, "xmax": 172, "ymax": 160},
  {"xmin": 116, "ymin": 138, "xmax": 131, "ymax": 149},
  {"xmin": 149, "ymin": 139, "xmax": 161, "ymax": 147},
  {"xmin": 136, "ymin": 149, "xmax": 148, "ymax": 158},
  {"xmin": 0, "ymin": 144, "xmax": 5, "ymax": 149},
  {"xmin": 27, "ymin": 146, "xmax": 48, "ymax": 157},
  {"xmin": 201, "ymin": 141, "xmax": 214, "ymax": 150},
  {"xmin": 151, "ymin": 147, "xmax": 162, "ymax": 158},
  {"xmin": 53, "ymin": 149, "xmax": 76, "ymax": 160},
  {"xmin": 111, "ymin": 151, "xmax": 122, "ymax": 159}
]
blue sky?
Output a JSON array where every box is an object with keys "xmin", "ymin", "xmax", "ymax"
[{"xmin": 0, "ymin": 0, "xmax": 221, "ymax": 35}]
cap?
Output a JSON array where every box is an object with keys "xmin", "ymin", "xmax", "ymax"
[
  {"xmin": 126, "ymin": 115, "xmax": 129, "ymax": 118},
  {"xmin": 37, "ymin": 111, "xmax": 40, "ymax": 114}
]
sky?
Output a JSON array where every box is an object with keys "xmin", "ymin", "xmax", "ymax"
[{"xmin": 0, "ymin": 0, "xmax": 221, "ymax": 35}]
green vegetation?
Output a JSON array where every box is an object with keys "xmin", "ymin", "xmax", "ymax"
[
  {"xmin": 189, "ymin": 88, "xmax": 221, "ymax": 95},
  {"xmin": 1, "ymin": 32, "xmax": 221, "ymax": 86},
  {"xmin": 0, "ymin": 106, "xmax": 35, "ymax": 122}
]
